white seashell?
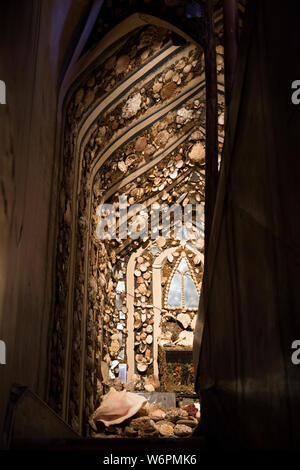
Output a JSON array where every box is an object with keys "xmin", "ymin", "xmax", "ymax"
[
  {"xmin": 190, "ymin": 130, "xmax": 202, "ymax": 141},
  {"xmin": 140, "ymin": 264, "xmax": 147, "ymax": 272},
  {"xmin": 146, "ymin": 334, "xmax": 153, "ymax": 344},
  {"xmin": 177, "ymin": 313, "xmax": 191, "ymax": 329},
  {"xmin": 218, "ymin": 112, "xmax": 225, "ymax": 125},
  {"xmin": 188, "ymin": 142, "xmax": 205, "ymax": 162},
  {"xmin": 175, "ymin": 330, "xmax": 194, "ymax": 347},
  {"xmin": 118, "ymin": 161, "xmax": 127, "ymax": 172},
  {"xmin": 183, "ymin": 64, "xmax": 192, "ymax": 73},
  {"xmin": 170, "ymin": 170, "xmax": 178, "ymax": 179},
  {"xmin": 122, "ymin": 93, "xmax": 142, "ymax": 119},
  {"xmin": 137, "ymin": 363, "xmax": 148, "ymax": 372},
  {"xmin": 176, "ymin": 107, "xmax": 194, "ymax": 124},
  {"xmin": 175, "ymin": 59, "xmax": 185, "ymax": 70},
  {"xmin": 141, "ymin": 313, "xmax": 147, "ymax": 323},
  {"xmin": 91, "ymin": 388, "xmax": 147, "ymax": 426},
  {"xmin": 165, "ymin": 70, "xmax": 174, "ymax": 81},
  {"xmin": 216, "ymin": 45, "xmax": 224, "ymax": 54}
]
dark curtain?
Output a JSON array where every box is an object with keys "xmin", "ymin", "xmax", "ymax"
[{"xmin": 193, "ymin": 0, "xmax": 300, "ymax": 449}]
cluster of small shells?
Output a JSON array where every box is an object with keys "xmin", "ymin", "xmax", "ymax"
[
  {"xmin": 98, "ymin": 103, "xmax": 206, "ymax": 193},
  {"xmin": 87, "ymin": 51, "xmax": 204, "ymax": 187},
  {"xmin": 101, "ymin": 257, "xmax": 128, "ymax": 378},
  {"xmin": 92, "ymin": 400, "xmax": 201, "ymax": 439},
  {"xmin": 67, "ymin": 26, "xmax": 171, "ymax": 124},
  {"xmin": 133, "ymin": 249, "xmax": 154, "ymax": 374}
]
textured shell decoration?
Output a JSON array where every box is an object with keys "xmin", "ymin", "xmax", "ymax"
[{"xmin": 91, "ymin": 388, "xmax": 147, "ymax": 427}]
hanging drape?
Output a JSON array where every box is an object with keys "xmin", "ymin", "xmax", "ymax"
[{"xmin": 193, "ymin": 0, "xmax": 300, "ymax": 449}]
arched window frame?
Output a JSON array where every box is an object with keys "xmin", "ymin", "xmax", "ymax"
[{"xmin": 164, "ymin": 252, "xmax": 200, "ymax": 311}]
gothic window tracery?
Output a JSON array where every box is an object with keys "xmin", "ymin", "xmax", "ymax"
[{"xmin": 165, "ymin": 253, "xmax": 200, "ymax": 310}]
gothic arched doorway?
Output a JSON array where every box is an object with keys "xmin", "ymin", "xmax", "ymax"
[{"xmin": 49, "ymin": 9, "xmax": 226, "ymax": 435}]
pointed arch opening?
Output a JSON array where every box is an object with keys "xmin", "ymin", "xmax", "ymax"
[{"xmin": 48, "ymin": 0, "xmax": 240, "ymax": 435}]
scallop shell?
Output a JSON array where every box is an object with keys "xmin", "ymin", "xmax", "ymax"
[{"xmin": 160, "ymin": 81, "xmax": 177, "ymax": 100}]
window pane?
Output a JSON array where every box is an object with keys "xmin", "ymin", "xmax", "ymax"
[
  {"xmin": 184, "ymin": 273, "xmax": 199, "ymax": 308},
  {"xmin": 168, "ymin": 271, "xmax": 182, "ymax": 307},
  {"xmin": 177, "ymin": 257, "xmax": 188, "ymax": 273},
  {"xmin": 176, "ymin": 226, "xmax": 188, "ymax": 240}
]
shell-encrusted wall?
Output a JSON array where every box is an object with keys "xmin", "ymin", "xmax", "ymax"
[{"xmin": 49, "ymin": 15, "xmax": 229, "ymax": 435}]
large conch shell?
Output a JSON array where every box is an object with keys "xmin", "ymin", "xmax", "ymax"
[{"xmin": 91, "ymin": 388, "xmax": 147, "ymax": 427}]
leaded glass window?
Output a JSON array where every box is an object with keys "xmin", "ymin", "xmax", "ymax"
[{"xmin": 167, "ymin": 256, "xmax": 199, "ymax": 309}]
